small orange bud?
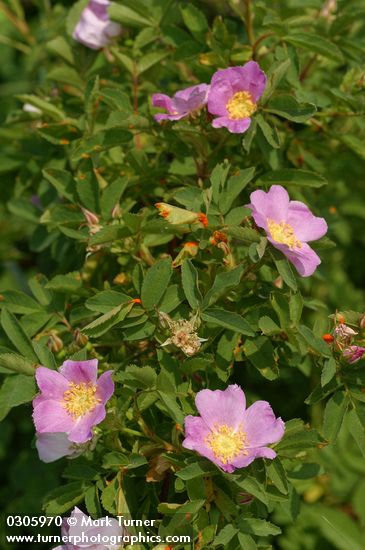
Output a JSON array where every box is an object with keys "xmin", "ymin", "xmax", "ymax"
[
  {"xmin": 59, "ymin": 138, "xmax": 70, "ymax": 145},
  {"xmin": 131, "ymin": 298, "xmax": 142, "ymax": 304},
  {"xmin": 184, "ymin": 241, "xmax": 199, "ymax": 248},
  {"xmin": 210, "ymin": 230, "xmax": 228, "ymax": 246},
  {"xmin": 329, "ymin": 206, "xmax": 337, "ymax": 214},
  {"xmin": 198, "ymin": 213, "xmax": 208, "ymax": 227},
  {"xmin": 322, "ymin": 333, "xmax": 334, "ymax": 343}
]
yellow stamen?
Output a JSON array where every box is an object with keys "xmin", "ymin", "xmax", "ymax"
[
  {"xmin": 267, "ymin": 219, "xmax": 302, "ymax": 249},
  {"xmin": 226, "ymin": 91, "xmax": 256, "ymax": 120},
  {"xmin": 63, "ymin": 382, "xmax": 101, "ymax": 418},
  {"xmin": 205, "ymin": 423, "xmax": 248, "ymax": 464}
]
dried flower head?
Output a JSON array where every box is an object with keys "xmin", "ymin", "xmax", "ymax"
[{"xmin": 158, "ymin": 311, "xmax": 207, "ymax": 356}]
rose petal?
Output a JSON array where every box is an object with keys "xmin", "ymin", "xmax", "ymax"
[
  {"xmin": 287, "ymin": 201, "xmax": 328, "ymax": 242},
  {"xmin": 59, "ymin": 359, "xmax": 98, "ymax": 385},
  {"xmin": 35, "ymin": 367, "xmax": 69, "ymax": 399},
  {"xmin": 36, "ymin": 432, "xmax": 73, "ymax": 463},
  {"xmin": 33, "ymin": 400, "xmax": 75, "ymax": 434},
  {"xmin": 68, "ymin": 403, "xmax": 106, "ymax": 443},
  {"xmin": 195, "ymin": 385, "xmax": 246, "ymax": 431},
  {"xmin": 243, "ymin": 400, "xmax": 285, "ymax": 448}
]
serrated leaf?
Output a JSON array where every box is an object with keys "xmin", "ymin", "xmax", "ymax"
[
  {"xmin": 181, "ymin": 259, "xmax": 202, "ymax": 309},
  {"xmin": 202, "ymin": 309, "xmax": 254, "ymax": 336},
  {"xmin": 1, "ymin": 309, "xmax": 38, "ymax": 362},
  {"xmin": 0, "ymin": 375, "xmax": 36, "ymax": 421},
  {"xmin": 141, "ymin": 257, "xmax": 173, "ymax": 310}
]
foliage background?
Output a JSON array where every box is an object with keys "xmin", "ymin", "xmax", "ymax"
[{"xmin": 0, "ymin": 0, "xmax": 365, "ymax": 549}]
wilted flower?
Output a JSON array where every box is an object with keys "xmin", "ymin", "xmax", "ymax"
[
  {"xmin": 155, "ymin": 203, "xmax": 208, "ymax": 227},
  {"xmin": 172, "ymin": 241, "xmax": 199, "ymax": 268},
  {"xmin": 247, "ymin": 185, "xmax": 328, "ymax": 276},
  {"xmin": 152, "ymin": 84, "xmax": 209, "ymax": 123},
  {"xmin": 53, "ymin": 506, "xmax": 128, "ymax": 550},
  {"xmin": 159, "ymin": 311, "xmax": 207, "ymax": 356},
  {"xmin": 33, "ymin": 359, "xmax": 114, "ymax": 443},
  {"xmin": 35, "ymin": 433, "xmax": 93, "ymax": 463},
  {"xmin": 333, "ymin": 323, "xmax": 358, "ymax": 350},
  {"xmin": 207, "ymin": 61, "xmax": 266, "ymax": 133},
  {"xmin": 342, "ymin": 345, "xmax": 365, "ymax": 364},
  {"xmin": 183, "ymin": 385, "xmax": 284, "ymax": 473},
  {"xmin": 73, "ymin": 0, "xmax": 122, "ymax": 50}
]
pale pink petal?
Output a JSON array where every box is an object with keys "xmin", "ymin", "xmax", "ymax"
[
  {"xmin": 35, "ymin": 367, "xmax": 69, "ymax": 399},
  {"xmin": 33, "ymin": 400, "xmax": 75, "ymax": 434},
  {"xmin": 95, "ymin": 370, "xmax": 114, "ymax": 402},
  {"xmin": 279, "ymin": 242, "xmax": 322, "ymax": 277},
  {"xmin": 35, "ymin": 433, "xmax": 74, "ymax": 463},
  {"xmin": 151, "ymin": 93, "xmax": 174, "ymax": 112},
  {"xmin": 68, "ymin": 403, "xmax": 106, "ymax": 443},
  {"xmin": 195, "ymin": 384, "xmax": 246, "ymax": 431},
  {"xmin": 59, "ymin": 359, "xmax": 98, "ymax": 384},
  {"xmin": 212, "ymin": 116, "xmax": 251, "ymax": 133},
  {"xmin": 287, "ymin": 201, "xmax": 328, "ymax": 242},
  {"xmin": 182, "ymin": 416, "xmax": 223, "ymax": 468},
  {"xmin": 243, "ymin": 401, "xmax": 285, "ymax": 448}
]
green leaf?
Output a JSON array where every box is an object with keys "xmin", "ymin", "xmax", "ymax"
[
  {"xmin": 266, "ymin": 95, "xmax": 316, "ymax": 122},
  {"xmin": 0, "ymin": 374, "xmax": 36, "ymax": 421},
  {"xmin": 176, "ymin": 461, "xmax": 216, "ymax": 480},
  {"xmin": 0, "ymin": 353, "xmax": 35, "ymax": 375},
  {"xmin": 202, "ymin": 265, "xmax": 244, "ymax": 309},
  {"xmin": 137, "ymin": 51, "xmax": 169, "ymax": 74},
  {"xmin": 17, "ymin": 94, "xmax": 65, "ymax": 121},
  {"xmin": 44, "ymin": 481, "xmax": 88, "ymax": 515},
  {"xmin": 218, "ymin": 167, "xmax": 255, "ymax": 214},
  {"xmin": 0, "ymin": 290, "xmax": 42, "ymax": 314},
  {"xmin": 157, "ymin": 391, "xmax": 184, "ymax": 424},
  {"xmin": 141, "ymin": 257, "xmax": 173, "ymax": 310},
  {"xmin": 76, "ymin": 159, "xmax": 100, "ymax": 212},
  {"xmin": 284, "ymin": 33, "xmax": 344, "ymax": 62},
  {"xmin": 256, "ymin": 169, "xmax": 327, "ymax": 188},
  {"xmin": 258, "ymin": 316, "xmax": 281, "ymax": 335},
  {"xmin": 298, "ymin": 325, "xmax": 332, "ymax": 357},
  {"xmin": 109, "ymin": 3, "xmax": 153, "ymax": 27},
  {"xmin": 235, "ymin": 475, "xmax": 269, "ymax": 505},
  {"xmin": 120, "ymin": 364, "xmax": 157, "ymax": 389},
  {"xmin": 323, "ymin": 391, "xmax": 349, "ymax": 442},
  {"xmin": 1, "ymin": 309, "xmax": 38, "ymax": 362},
  {"xmin": 212, "ymin": 525, "xmax": 239, "ymax": 546},
  {"xmin": 181, "ymin": 259, "xmax": 202, "ymax": 309},
  {"xmin": 180, "ymin": 4, "xmax": 208, "ymax": 41},
  {"xmin": 265, "ymin": 459, "xmax": 289, "ymax": 495},
  {"xmin": 202, "ymin": 309, "xmax": 254, "ymax": 336},
  {"xmin": 321, "ymin": 358, "xmax": 337, "ymax": 387},
  {"xmin": 256, "ymin": 114, "xmax": 280, "ymax": 148},
  {"xmin": 85, "ymin": 290, "xmax": 131, "ymax": 313},
  {"xmin": 274, "ymin": 257, "xmax": 298, "ymax": 291},
  {"xmin": 83, "ymin": 304, "xmax": 132, "ymax": 338},
  {"xmin": 238, "ymin": 517, "xmax": 281, "ymax": 536}
]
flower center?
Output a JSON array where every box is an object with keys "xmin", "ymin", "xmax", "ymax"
[
  {"xmin": 63, "ymin": 382, "xmax": 101, "ymax": 418},
  {"xmin": 267, "ymin": 219, "xmax": 302, "ymax": 249},
  {"xmin": 226, "ymin": 91, "xmax": 256, "ymax": 120},
  {"xmin": 205, "ymin": 423, "xmax": 248, "ymax": 464}
]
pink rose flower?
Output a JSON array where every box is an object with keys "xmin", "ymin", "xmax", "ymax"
[
  {"xmin": 33, "ymin": 359, "xmax": 114, "ymax": 444},
  {"xmin": 207, "ymin": 61, "xmax": 266, "ymax": 133},
  {"xmin": 182, "ymin": 384, "xmax": 284, "ymax": 473},
  {"xmin": 247, "ymin": 185, "xmax": 328, "ymax": 276},
  {"xmin": 152, "ymin": 84, "xmax": 210, "ymax": 122},
  {"xmin": 73, "ymin": 0, "xmax": 122, "ymax": 50}
]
